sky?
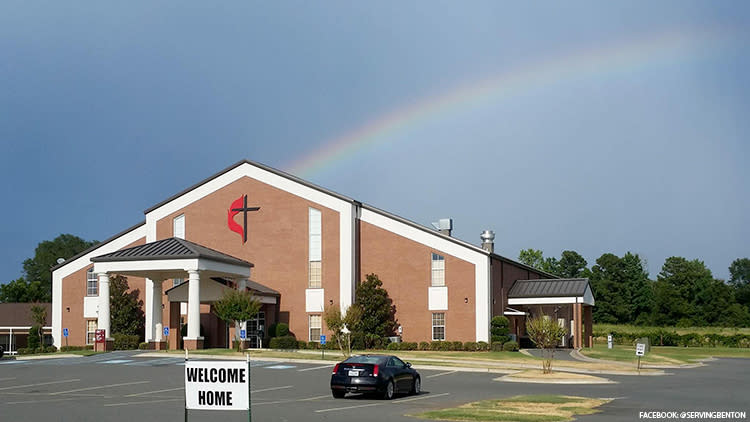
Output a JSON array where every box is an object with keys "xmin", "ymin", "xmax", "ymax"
[{"xmin": 1, "ymin": 1, "xmax": 748, "ymax": 283}]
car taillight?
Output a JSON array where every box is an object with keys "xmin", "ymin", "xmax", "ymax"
[
  {"xmin": 372, "ymin": 365, "xmax": 379, "ymax": 377},
  {"xmin": 332, "ymin": 364, "xmax": 340, "ymax": 374}
]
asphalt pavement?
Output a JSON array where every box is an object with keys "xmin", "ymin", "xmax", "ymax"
[{"xmin": 0, "ymin": 351, "xmax": 747, "ymax": 421}]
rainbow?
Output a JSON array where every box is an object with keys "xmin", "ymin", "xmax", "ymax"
[{"xmin": 284, "ymin": 26, "xmax": 739, "ymax": 178}]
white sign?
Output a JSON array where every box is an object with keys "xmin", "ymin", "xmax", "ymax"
[
  {"xmin": 185, "ymin": 360, "xmax": 249, "ymax": 410},
  {"xmin": 635, "ymin": 343, "xmax": 646, "ymax": 356}
]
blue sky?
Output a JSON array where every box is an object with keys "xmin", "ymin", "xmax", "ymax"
[{"xmin": 1, "ymin": 1, "xmax": 748, "ymax": 283}]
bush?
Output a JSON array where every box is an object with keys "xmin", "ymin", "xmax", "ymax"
[
  {"xmin": 138, "ymin": 342, "xmax": 150, "ymax": 350},
  {"xmin": 463, "ymin": 341, "xmax": 478, "ymax": 351},
  {"xmin": 386, "ymin": 342, "xmax": 400, "ymax": 350},
  {"xmin": 28, "ymin": 324, "xmax": 42, "ymax": 350},
  {"xmin": 502, "ymin": 341, "xmax": 519, "ymax": 352},
  {"xmin": 297, "ymin": 341, "xmax": 308, "ymax": 349},
  {"xmin": 491, "ymin": 316, "xmax": 510, "ymax": 344},
  {"xmin": 477, "ymin": 341, "xmax": 489, "ymax": 351},
  {"xmin": 44, "ymin": 346, "xmax": 57, "ymax": 353},
  {"xmin": 269, "ymin": 335, "xmax": 298, "ymax": 349},
  {"xmin": 275, "ymin": 323, "xmax": 289, "ymax": 338},
  {"xmin": 418, "ymin": 341, "xmax": 430, "ymax": 351},
  {"xmin": 60, "ymin": 345, "xmax": 87, "ymax": 352},
  {"xmin": 113, "ymin": 334, "xmax": 140, "ymax": 350},
  {"xmin": 491, "ymin": 342, "xmax": 504, "ymax": 352},
  {"xmin": 17, "ymin": 347, "xmax": 32, "ymax": 355},
  {"xmin": 307, "ymin": 341, "xmax": 320, "ymax": 350}
]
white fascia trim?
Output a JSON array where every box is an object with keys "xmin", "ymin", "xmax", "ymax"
[
  {"xmin": 508, "ymin": 297, "xmax": 579, "ymax": 305},
  {"xmin": 51, "ymin": 224, "xmax": 146, "ymax": 348},
  {"xmin": 93, "ymin": 259, "xmax": 200, "ymax": 274},
  {"xmin": 143, "ymin": 162, "xmax": 355, "ymax": 316},
  {"xmin": 359, "ymin": 208, "xmax": 490, "ymax": 342}
]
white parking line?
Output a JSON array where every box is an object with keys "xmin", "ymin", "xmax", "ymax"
[
  {"xmin": 49, "ymin": 380, "xmax": 150, "ymax": 395},
  {"xmin": 4, "ymin": 397, "xmax": 83, "ymax": 405},
  {"xmin": 0, "ymin": 379, "xmax": 80, "ymax": 391},
  {"xmin": 250, "ymin": 385, "xmax": 293, "ymax": 393},
  {"xmin": 104, "ymin": 398, "xmax": 183, "ymax": 407},
  {"xmin": 315, "ymin": 392, "xmax": 451, "ymax": 413},
  {"xmin": 426, "ymin": 371, "xmax": 457, "ymax": 378},
  {"xmin": 297, "ymin": 365, "xmax": 333, "ymax": 372},
  {"xmin": 125, "ymin": 387, "xmax": 183, "ymax": 397},
  {"xmin": 254, "ymin": 394, "xmax": 332, "ymax": 406},
  {"xmin": 0, "ymin": 377, "xmax": 17, "ymax": 381},
  {"xmin": 394, "ymin": 392, "xmax": 450, "ymax": 403}
]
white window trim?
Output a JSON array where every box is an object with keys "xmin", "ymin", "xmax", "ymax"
[
  {"xmin": 431, "ymin": 253, "xmax": 445, "ymax": 287},
  {"xmin": 432, "ymin": 313, "xmax": 446, "ymax": 341},
  {"xmin": 173, "ymin": 214, "xmax": 185, "ymax": 239},
  {"xmin": 86, "ymin": 268, "xmax": 98, "ymax": 297},
  {"xmin": 309, "ymin": 314, "xmax": 321, "ymax": 342},
  {"xmin": 86, "ymin": 320, "xmax": 97, "ymax": 345}
]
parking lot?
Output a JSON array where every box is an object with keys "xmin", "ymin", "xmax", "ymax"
[{"xmin": 1, "ymin": 352, "xmax": 748, "ymax": 421}]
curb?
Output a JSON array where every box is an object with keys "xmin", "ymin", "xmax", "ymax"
[{"xmin": 494, "ymin": 373, "xmax": 617, "ymax": 385}]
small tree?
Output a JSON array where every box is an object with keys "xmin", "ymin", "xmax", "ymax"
[
  {"xmin": 323, "ymin": 304, "xmax": 363, "ymax": 357},
  {"xmin": 30, "ymin": 304, "xmax": 47, "ymax": 348},
  {"xmin": 213, "ymin": 289, "xmax": 261, "ymax": 350},
  {"xmin": 354, "ymin": 274, "xmax": 397, "ymax": 348},
  {"xmin": 525, "ymin": 313, "xmax": 566, "ymax": 374},
  {"xmin": 109, "ymin": 275, "xmax": 145, "ymax": 339},
  {"xmin": 490, "ymin": 316, "xmax": 510, "ymax": 345}
]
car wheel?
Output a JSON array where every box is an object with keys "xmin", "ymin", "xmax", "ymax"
[
  {"xmin": 332, "ymin": 390, "xmax": 346, "ymax": 399},
  {"xmin": 383, "ymin": 380, "xmax": 395, "ymax": 400},
  {"xmin": 410, "ymin": 376, "xmax": 421, "ymax": 395}
]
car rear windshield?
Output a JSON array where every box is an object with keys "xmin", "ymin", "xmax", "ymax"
[{"xmin": 345, "ymin": 356, "xmax": 386, "ymax": 364}]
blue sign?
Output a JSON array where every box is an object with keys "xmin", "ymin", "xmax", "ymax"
[
  {"xmin": 163, "ymin": 326, "xmax": 170, "ymax": 337},
  {"xmin": 240, "ymin": 329, "xmax": 246, "ymax": 339},
  {"xmin": 320, "ymin": 335, "xmax": 326, "ymax": 345},
  {"xmin": 63, "ymin": 328, "xmax": 69, "ymax": 337}
]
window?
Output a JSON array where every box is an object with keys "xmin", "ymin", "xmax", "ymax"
[
  {"xmin": 432, "ymin": 313, "xmax": 445, "ymax": 341},
  {"xmin": 431, "ymin": 253, "xmax": 445, "ymax": 287},
  {"xmin": 173, "ymin": 214, "xmax": 185, "ymax": 239},
  {"xmin": 86, "ymin": 320, "xmax": 98, "ymax": 345},
  {"xmin": 86, "ymin": 268, "xmax": 98, "ymax": 296},
  {"xmin": 173, "ymin": 278, "xmax": 183, "ymax": 287},
  {"xmin": 308, "ymin": 261, "xmax": 321, "ymax": 289},
  {"xmin": 309, "ymin": 314, "xmax": 321, "ymax": 341},
  {"xmin": 309, "ymin": 208, "xmax": 322, "ymax": 288}
]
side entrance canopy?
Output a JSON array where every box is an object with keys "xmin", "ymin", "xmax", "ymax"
[
  {"xmin": 506, "ymin": 278, "xmax": 595, "ymax": 348},
  {"xmin": 91, "ymin": 237, "xmax": 253, "ymax": 350}
]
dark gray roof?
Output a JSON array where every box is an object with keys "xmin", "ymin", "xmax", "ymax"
[
  {"xmin": 508, "ymin": 278, "xmax": 589, "ymax": 298},
  {"xmin": 91, "ymin": 237, "xmax": 253, "ymax": 267}
]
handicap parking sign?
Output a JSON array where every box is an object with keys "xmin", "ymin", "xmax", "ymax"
[
  {"xmin": 320, "ymin": 335, "xmax": 326, "ymax": 345},
  {"xmin": 63, "ymin": 328, "xmax": 69, "ymax": 337},
  {"xmin": 240, "ymin": 329, "xmax": 246, "ymax": 339},
  {"xmin": 163, "ymin": 326, "xmax": 169, "ymax": 337}
]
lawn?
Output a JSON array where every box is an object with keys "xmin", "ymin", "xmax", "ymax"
[
  {"xmin": 580, "ymin": 343, "xmax": 750, "ymax": 364},
  {"xmin": 411, "ymin": 395, "xmax": 609, "ymax": 422},
  {"xmin": 593, "ymin": 323, "xmax": 750, "ymax": 336}
]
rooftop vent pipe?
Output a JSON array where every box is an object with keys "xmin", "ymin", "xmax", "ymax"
[
  {"xmin": 480, "ymin": 230, "xmax": 495, "ymax": 253},
  {"xmin": 431, "ymin": 218, "xmax": 453, "ymax": 236}
]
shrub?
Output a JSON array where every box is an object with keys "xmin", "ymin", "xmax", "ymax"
[
  {"xmin": 503, "ymin": 341, "xmax": 519, "ymax": 352},
  {"xmin": 113, "ymin": 334, "xmax": 140, "ymax": 350},
  {"xmin": 418, "ymin": 341, "xmax": 430, "ymax": 351},
  {"xmin": 429, "ymin": 341, "xmax": 443, "ymax": 351},
  {"xmin": 17, "ymin": 347, "xmax": 32, "ymax": 355},
  {"xmin": 85, "ymin": 345, "xmax": 94, "ymax": 350},
  {"xmin": 275, "ymin": 323, "xmax": 289, "ymax": 337},
  {"xmin": 451, "ymin": 341, "xmax": 463, "ymax": 351},
  {"xmin": 44, "ymin": 346, "xmax": 57, "ymax": 353},
  {"xmin": 491, "ymin": 342, "xmax": 504, "ymax": 352},
  {"xmin": 463, "ymin": 341, "xmax": 478, "ymax": 351},
  {"xmin": 386, "ymin": 342, "xmax": 400, "ymax": 350},
  {"xmin": 60, "ymin": 345, "xmax": 88, "ymax": 352},
  {"xmin": 491, "ymin": 316, "xmax": 510, "ymax": 345},
  {"xmin": 297, "ymin": 341, "xmax": 308, "ymax": 349},
  {"xmin": 28, "ymin": 324, "xmax": 42, "ymax": 350},
  {"xmin": 269, "ymin": 335, "xmax": 298, "ymax": 349},
  {"xmin": 138, "ymin": 342, "xmax": 150, "ymax": 350},
  {"xmin": 477, "ymin": 341, "xmax": 489, "ymax": 351},
  {"xmin": 307, "ymin": 341, "xmax": 320, "ymax": 350}
]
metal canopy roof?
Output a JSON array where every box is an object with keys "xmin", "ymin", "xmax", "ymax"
[
  {"xmin": 508, "ymin": 278, "xmax": 590, "ymax": 298},
  {"xmin": 90, "ymin": 237, "xmax": 252, "ymax": 268}
]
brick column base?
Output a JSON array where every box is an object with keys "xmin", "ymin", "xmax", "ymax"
[
  {"xmin": 149, "ymin": 341, "xmax": 168, "ymax": 350},
  {"xmin": 183, "ymin": 338, "xmax": 204, "ymax": 350},
  {"xmin": 95, "ymin": 339, "xmax": 114, "ymax": 352}
]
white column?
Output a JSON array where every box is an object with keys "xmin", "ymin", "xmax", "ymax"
[
  {"xmin": 97, "ymin": 273, "xmax": 111, "ymax": 339},
  {"xmin": 145, "ymin": 278, "xmax": 154, "ymax": 342},
  {"xmin": 186, "ymin": 270, "xmax": 201, "ymax": 339},
  {"xmin": 152, "ymin": 279, "xmax": 164, "ymax": 342}
]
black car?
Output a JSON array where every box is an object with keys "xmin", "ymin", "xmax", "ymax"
[{"xmin": 330, "ymin": 354, "xmax": 420, "ymax": 399}]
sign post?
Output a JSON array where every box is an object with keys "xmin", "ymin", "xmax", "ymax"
[
  {"xmin": 94, "ymin": 329, "xmax": 105, "ymax": 351},
  {"xmin": 184, "ymin": 355, "xmax": 251, "ymax": 421},
  {"xmin": 63, "ymin": 328, "xmax": 69, "ymax": 348},
  {"xmin": 635, "ymin": 343, "xmax": 646, "ymax": 374},
  {"xmin": 320, "ymin": 335, "xmax": 326, "ymax": 359},
  {"xmin": 607, "ymin": 334, "xmax": 613, "ymax": 349}
]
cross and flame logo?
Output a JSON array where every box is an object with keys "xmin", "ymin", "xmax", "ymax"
[{"xmin": 227, "ymin": 195, "xmax": 260, "ymax": 244}]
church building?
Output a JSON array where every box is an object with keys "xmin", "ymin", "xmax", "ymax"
[{"xmin": 51, "ymin": 160, "xmax": 594, "ymax": 350}]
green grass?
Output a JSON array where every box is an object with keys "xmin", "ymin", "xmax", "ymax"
[
  {"xmin": 411, "ymin": 395, "xmax": 608, "ymax": 422},
  {"xmin": 580, "ymin": 343, "xmax": 750, "ymax": 364},
  {"xmin": 62, "ymin": 350, "xmax": 103, "ymax": 357}
]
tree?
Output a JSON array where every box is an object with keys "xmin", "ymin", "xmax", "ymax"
[
  {"xmin": 109, "ymin": 275, "xmax": 145, "ymax": 339},
  {"xmin": 0, "ymin": 278, "xmax": 46, "ymax": 303},
  {"xmin": 589, "ymin": 253, "xmax": 630, "ymax": 323},
  {"xmin": 558, "ymin": 250, "xmax": 588, "ymax": 278},
  {"xmin": 490, "ymin": 316, "xmax": 510, "ymax": 345},
  {"xmin": 1, "ymin": 234, "xmax": 97, "ymax": 303},
  {"xmin": 621, "ymin": 253, "xmax": 653, "ymax": 325},
  {"xmin": 353, "ymin": 274, "xmax": 397, "ymax": 348},
  {"xmin": 323, "ymin": 304, "xmax": 363, "ymax": 357},
  {"xmin": 30, "ymin": 304, "xmax": 47, "ymax": 348},
  {"xmin": 518, "ymin": 249, "xmax": 545, "ymax": 271},
  {"xmin": 212, "ymin": 289, "xmax": 261, "ymax": 350},
  {"xmin": 525, "ymin": 313, "xmax": 566, "ymax": 374},
  {"xmin": 729, "ymin": 258, "xmax": 750, "ymax": 307}
]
